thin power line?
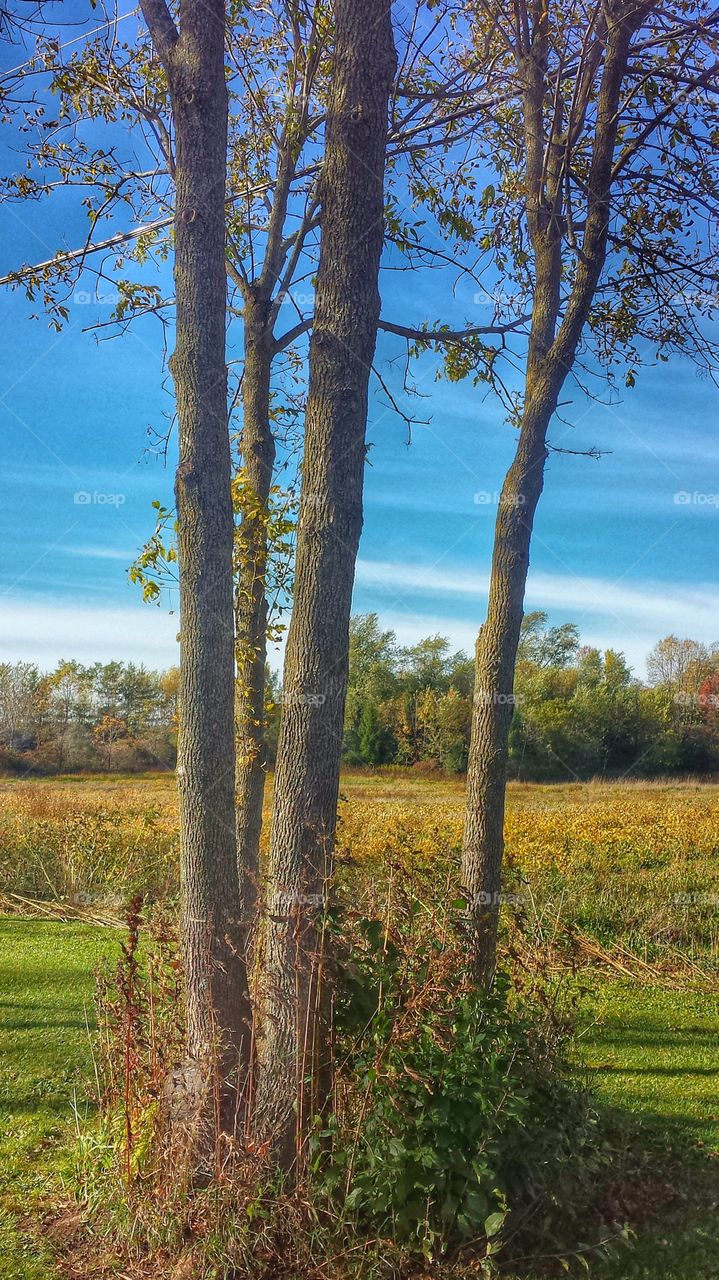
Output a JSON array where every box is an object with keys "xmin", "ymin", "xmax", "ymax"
[{"xmin": 3, "ymin": 5, "xmax": 140, "ymax": 78}]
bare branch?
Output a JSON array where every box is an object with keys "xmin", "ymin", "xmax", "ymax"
[
  {"xmin": 273, "ymin": 318, "xmax": 312, "ymax": 353},
  {"xmin": 0, "ymin": 215, "xmax": 172, "ymax": 288},
  {"xmin": 378, "ymin": 316, "xmax": 530, "ymax": 343}
]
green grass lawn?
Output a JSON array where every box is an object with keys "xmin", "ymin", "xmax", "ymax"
[
  {"xmin": 0, "ymin": 918, "xmax": 119, "ymax": 1280},
  {"xmin": 578, "ymin": 982, "xmax": 719, "ymax": 1280},
  {"xmin": 1, "ymin": 918, "xmax": 719, "ymax": 1279}
]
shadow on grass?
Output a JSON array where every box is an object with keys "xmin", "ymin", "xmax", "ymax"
[
  {"xmin": 587, "ymin": 1025, "xmax": 719, "ymax": 1048},
  {"xmin": 586, "ymin": 1103, "xmax": 719, "ymax": 1280},
  {"xmin": 505, "ymin": 979, "xmax": 719, "ymax": 1279},
  {"xmin": 590, "ymin": 1063, "xmax": 718, "ymax": 1078},
  {"xmin": 504, "ymin": 1103, "xmax": 719, "ymax": 1279},
  {"xmin": 2, "ymin": 1016, "xmax": 88, "ymax": 1032}
]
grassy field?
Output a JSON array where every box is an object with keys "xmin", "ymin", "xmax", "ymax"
[
  {"xmin": 3, "ymin": 773, "xmax": 719, "ymax": 964},
  {"xmin": 1, "ymin": 773, "xmax": 718, "ymax": 1277},
  {"xmin": 581, "ymin": 983, "xmax": 719, "ymax": 1279},
  {"xmin": 0, "ymin": 919, "xmax": 119, "ymax": 1280}
]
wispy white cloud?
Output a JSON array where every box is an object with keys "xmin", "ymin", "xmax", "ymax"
[
  {"xmin": 62, "ymin": 544, "xmax": 138, "ymax": 562},
  {"xmin": 354, "ymin": 558, "xmax": 719, "ymax": 674},
  {"xmin": 2, "ymin": 561, "xmax": 714, "ymax": 678},
  {"xmin": 355, "ymin": 558, "xmax": 719, "ymax": 625},
  {"xmin": 0, "ymin": 599, "xmax": 179, "ymax": 668}
]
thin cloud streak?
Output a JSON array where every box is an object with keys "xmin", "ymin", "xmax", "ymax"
[
  {"xmin": 0, "ymin": 599, "xmax": 179, "ymax": 667},
  {"xmin": 355, "ymin": 558, "xmax": 718, "ymax": 644}
]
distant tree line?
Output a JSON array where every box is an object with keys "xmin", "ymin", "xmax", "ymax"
[
  {"xmin": 4, "ymin": 621, "xmax": 718, "ymax": 781},
  {"xmin": 0, "ymin": 660, "xmax": 178, "ymax": 773},
  {"xmin": 341, "ymin": 614, "xmax": 719, "ymax": 780}
]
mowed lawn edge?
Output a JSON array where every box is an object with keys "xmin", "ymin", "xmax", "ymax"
[
  {"xmin": 0, "ymin": 918, "xmax": 120, "ymax": 1280},
  {"xmin": 2, "ymin": 917, "xmax": 719, "ymax": 1278}
]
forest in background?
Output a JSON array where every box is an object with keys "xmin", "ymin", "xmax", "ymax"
[{"xmin": 3, "ymin": 615, "xmax": 719, "ymax": 779}]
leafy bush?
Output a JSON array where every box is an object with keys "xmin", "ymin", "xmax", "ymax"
[{"xmin": 325, "ymin": 909, "xmax": 612, "ymax": 1263}]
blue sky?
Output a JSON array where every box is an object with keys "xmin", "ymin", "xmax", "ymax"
[{"xmin": 1, "ymin": 10, "xmax": 718, "ymax": 677}]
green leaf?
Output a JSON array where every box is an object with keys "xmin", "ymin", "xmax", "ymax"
[{"xmin": 484, "ymin": 1210, "xmax": 506, "ymax": 1239}]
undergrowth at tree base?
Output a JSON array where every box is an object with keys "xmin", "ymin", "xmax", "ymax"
[{"xmin": 61, "ymin": 893, "xmax": 644, "ymax": 1280}]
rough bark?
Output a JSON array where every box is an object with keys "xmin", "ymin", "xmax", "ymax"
[
  {"xmin": 235, "ymin": 292, "xmax": 275, "ymax": 945},
  {"xmin": 140, "ymin": 0, "xmax": 252, "ymax": 1145},
  {"xmin": 461, "ymin": 384, "xmax": 556, "ymax": 981},
  {"xmin": 461, "ymin": 2, "xmax": 642, "ymax": 984},
  {"xmin": 233, "ymin": 148, "xmax": 314, "ymax": 947},
  {"xmin": 255, "ymin": 0, "xmax": 397, "ymax": 1171}
]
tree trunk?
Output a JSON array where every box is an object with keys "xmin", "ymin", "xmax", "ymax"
[
  {"xmin": 233, "ymin": 146, "xmax": 311, "ymax": 950},
  {"xmin": 255, "ymin": 0, "xmax": 396, "ymax": 1171},
  {"xmin": 235, "ymin": 293, "xmax": 275, "ymax": 947},
  {"xmin": 461, "ymin": 391, "xmax": 554, "ymax": 983},
  {"xmin": 461, "ymin": 6, "xmax": 639, "ymax": 986},
  {"xmin": 140, "ymin": 0, "xmax": 252, "ymax": 1148}
]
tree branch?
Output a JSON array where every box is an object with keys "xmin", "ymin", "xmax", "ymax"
[
  {"xmin": 273, "ymin": 317, "xmax": 312, "ymax": 353},
  {"xmin": 139, "ymin": 0, "xmax": 179, "ymax": 70},
  {"xmin": 378, "ymin": 316, "xmax": 529, "ymax": 343},
  {"xmin": 0, "ymin": 215, "xmax": 172, "ymax": 288}
]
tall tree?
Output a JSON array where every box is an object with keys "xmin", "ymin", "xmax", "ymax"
[
  {"xmin": 138, "ymin": 0, "xmax": 252, "ymax": 1147},
  {"xmin": 255, "ymin": 0, "xmax": 397, "ymax": 1169},
  {"xmin": 458, "ymin": 0, "xmax": 719, "ymax": 981},
  {"xmin": 0, "ymin": 2, "xmax": 331, "ymax": 936},
  {"xmin": 224, "ymin": 5, "xmax": 329, "ymax": 940},
  {"xmin": 0, "ymin": 2, "xmax": 483, "ymax": 941}
]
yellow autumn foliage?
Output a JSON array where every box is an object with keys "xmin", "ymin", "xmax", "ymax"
[{"xmin": 1, "ymin": 775, "xmax": 717, "ymax": 955}]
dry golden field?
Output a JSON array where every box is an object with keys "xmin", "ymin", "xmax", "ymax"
[{"xmin": 1, "ymin": 771, "xmax": 718, "ymax": 962}]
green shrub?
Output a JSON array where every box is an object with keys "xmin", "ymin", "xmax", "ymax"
[{"xmin": 325, "ymin": 913, "xmax": 613, "ymax": 1263}]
